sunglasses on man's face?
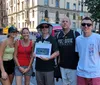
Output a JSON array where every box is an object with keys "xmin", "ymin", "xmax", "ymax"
[
  {"xmin": 81, "ymin": 23, "xmax": 92, "ymax": 27},
  {"xmin": 40, "ymin": 25, "xmax": 49, "ymax": 29}
]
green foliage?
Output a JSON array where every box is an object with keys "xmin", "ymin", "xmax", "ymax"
[
  {"xmin": 20, "ymin": 35, "xmax": 23, "ymax": 39},
  {"xmin": 85, "ymin": 0, "xmax": 100, "ymax": 22}
]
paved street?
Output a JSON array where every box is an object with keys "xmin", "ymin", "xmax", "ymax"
[{"xmin": 0, "ymin": 35, "xmax": 62, "ymax": 85}]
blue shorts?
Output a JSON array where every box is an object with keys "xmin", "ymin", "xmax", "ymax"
[{"xmin": 15, "ymin": 66, "xmax": 33, "ymax": 76}]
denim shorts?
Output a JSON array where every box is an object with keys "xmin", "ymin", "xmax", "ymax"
[{"xmin": 15, "ymin": 66, "xmax": 33, "ymax": 76}]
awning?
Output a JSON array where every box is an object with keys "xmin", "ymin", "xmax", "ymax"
[{"xmin": 51, "ymin": 24, "xmax": 62, "ymax": 30}]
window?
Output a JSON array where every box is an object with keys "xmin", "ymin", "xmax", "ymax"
[
  {"xmin": 73, "ymin": 13, "xmax": 76, "ymax": 20},
  {"xmin": 28, "ymin": 0, "xmax": 30, "ymax": 8},
  {"xmin": 27, "ymin": 11, "xmax": 29, "ymax": 18},
  {"xmin": 32, "ymin": 10, "xmax": 34, "ymax": 17},
  {"xmin": 56, "ymin": 0, "xmax": 59, "ymax": 7},
  {"xmin": 14, "ymin": 0, "xmax": 16, "ymax": 4},
  {"xmin": 22, "ymin": 1, "xmax": 24, "ymax": 10},
  {"xmin": 6, "ymin": 3, "xmax": 8, "ymax": 9},
  {"xmin": 66, "ymin": 12, "xmax": 69, "ymax": 17},
  {"xmin": 30, "ymin": 21, "xmax": 32, "ymax": 28},
  {"xmin": 22, "ymin": 12, "xmax": 24, "ymax": 19},
  {"xmin": 44, "ymin": 10, "xmax": 48, "ymax": 21},
  {"xmin": 72, "ymin": 22, "xmax": 76, "ymax": 29},
  {"xmin": 11, "ymin": 0, "xmax": 13, "ymax": 6},
  {"xmin": 44, "ymin": 0, "xmax": 48, "ymax": 5},
  {"xmin": 14, "ymin": 7, "xmax": 15, "ymax": 12},
  {"xmin": 66, "ymin": 2, "xmax": 70, "ymax": 9},
  {"xmin": 56, "ymin": 11, "xmax": 59, "ymax": 23},
  {"xmin": 32, "ymin": 0, "xmax": 34, "ymax": 6},
  {"xmin": 73, "ymin": 3, "xmax": 76, "ymax": 10},
  {"xmin": 17, "ymin": 3, "xmax": 20, "ymax": 11},
  {"xmin": 78, "ymin": 1, "xmax": 81, "ymax": 11},
  {"xmin": 18, "ymin": 14, "xmax": 20, "ymax": 20},
  {"xmin": 22, "ymin": 22, "xmax": 24, "ymax": 27},
  {"xmin": 8, "ymin": 9, "xmax": 10, "ymax": 14},
  {"xmin": 33, "ymin": 21, "xmax": 34, "ymax": 28},
  {"xmin": 11, "ymin": 7, "xmax": 13, "ymax": 13},
  {"xmin": 18, "ymin": 23, "xmax": 20, "ymax": 28},
  {"xmin": 11, "ymin": 17, "xmax": 13, "ymax": 24},
  {"xmin": 52, "ymin": 0, "xmax": 53, "ymax": 4},
  {"xmin": 45, "ymin": 10, "xmax": 48, "ymax": 18}
]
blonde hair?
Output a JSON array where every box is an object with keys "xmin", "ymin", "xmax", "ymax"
[{"xmin": 60, "ymin": 16, "xmax": 71, "ymax": 25}]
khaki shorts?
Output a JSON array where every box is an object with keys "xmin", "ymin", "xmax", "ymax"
[{"xmin": 60, "ymin": 67, "xmax": 77, "ymax": 85}]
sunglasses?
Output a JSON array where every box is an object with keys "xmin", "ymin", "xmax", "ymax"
[
  {"xmin": 81, "ymin": 23, "xmax": 92, "ymax": 27},
  {"xmin": 40, "ymin": 26, "xmax": 49, "ymax": 29}
]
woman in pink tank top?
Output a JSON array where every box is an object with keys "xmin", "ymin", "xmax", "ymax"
[{"xmin": 14, "ymin": 28, "xmax": 34, "ymax": 85}]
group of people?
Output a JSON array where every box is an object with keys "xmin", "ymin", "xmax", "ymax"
[
  {"xmin": 0, "ymin": 27, "xmax": 34, "ymax": 85},
  {"xmin": 0, "ymin": 16, "xmax": 100, "ymax": 85}
]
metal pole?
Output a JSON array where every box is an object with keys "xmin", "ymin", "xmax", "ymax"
[{"xmin": 81, "ymin": 0, "xmax": 83, "ymax": 20}]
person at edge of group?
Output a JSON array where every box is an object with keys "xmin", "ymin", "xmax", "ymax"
[
  {"xmin": 0, "ymin": 26, "xmax": 18, "ymax": 85},
  {"xmin": 75, "ymin": 17, "xmax": 100, "ymax": 85},
  {"xmin": 14, "ymin": 28, "xmax": 34, "ymax": 85},
  {"xmin": 56, "ymin": 16, "xmax": 80, "ymax": 85},
  {"xmin": 34, "ymin": 21, "xmax": 59, "ymax": 85}
]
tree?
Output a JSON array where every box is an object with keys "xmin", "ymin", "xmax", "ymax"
[{"xmin": 85, "ymin": 0, "xmax": 100, "ymax": 33}]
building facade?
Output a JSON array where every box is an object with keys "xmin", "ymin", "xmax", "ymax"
[
  {"xmin": 6, "ymin": 0, "xmax": 89, "ymax": 31},
  {"xmin": 0, "ymin": 0, "xmax": 8, "ymax": 28}
]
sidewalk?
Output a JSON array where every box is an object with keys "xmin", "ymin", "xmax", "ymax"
[{"xmin": 0, "ymin": 77, "xmax": 62, "ymax": 85}]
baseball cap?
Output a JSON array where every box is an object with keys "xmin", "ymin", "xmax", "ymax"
[{"xmin": 8, "ymin": 26, "xmax": 18, "ymax": 33}]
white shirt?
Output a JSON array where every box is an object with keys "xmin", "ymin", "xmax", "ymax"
[{"xmin": 76, "ymin": 33, "xmax": 100, "ymax": 78}]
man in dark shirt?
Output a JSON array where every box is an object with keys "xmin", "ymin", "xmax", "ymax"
[
  {"xmin": 35, "ymin": 21, "xmax": 59, "ymax": 85},
  {"xmin": 56, "ymin": 17, "xmax": 80, "ymax": 85}
]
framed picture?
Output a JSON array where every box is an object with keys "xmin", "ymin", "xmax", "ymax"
[{"xmin": 34, "ymin": 42, "xmax": 52, "ymax": 58}]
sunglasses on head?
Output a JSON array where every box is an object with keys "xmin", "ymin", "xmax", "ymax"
[
  {"xmin": 40, "ymin": 25, "xmax": 49, "ymax": 29},
  {"xmin": 81, "ymin": 23, "xmax": 92, "ymax": 27}
]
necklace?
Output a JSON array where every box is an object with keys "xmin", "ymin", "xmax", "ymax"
[{"xmin": 22, "ymin": 39, "xmax": 30, "ymax": 47}]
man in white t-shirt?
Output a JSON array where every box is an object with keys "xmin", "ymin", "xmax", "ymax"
[{"xmin": 76, "ymin": 17, "xmax": 100, "ymax": 85}]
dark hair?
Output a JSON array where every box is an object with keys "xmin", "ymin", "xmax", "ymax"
[
  {"xmin": 7, "ymin": 35, "xmax": 10, "ymax": 38},
  {"xmin": 21, "ymin": 27, "xmax": 30, "ymax": 34},
  {"xmin": 82, "ymin": 17, "xmax": 93, "ymax": 23}
]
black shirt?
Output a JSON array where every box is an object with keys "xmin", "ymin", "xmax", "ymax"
[
  {"xmin": 57, "ymin": 30, "xmax": 80, "ymax": 69},
  {"xmin": 35, "ymin": 35, "xmax": 58, "ymax": 72}
]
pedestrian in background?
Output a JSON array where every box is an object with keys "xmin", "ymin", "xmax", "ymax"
[
  {"xmin": 76, "ymin": 17, "xmax": 100, "ymax": 85},
  {"xmin": 34, "ymin": 21, "xmax": 59, "ymax": 85},
  {"xmin": 56, "ymin": 17, "xmax": 80, "ymax": 85},
  {"xmin": 0, "ymin": 26, "xmax": 18, "ymax": 85},
  {"xmin": 14, "ymin": 28, "xmax": 34, "ymax": 85}
]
